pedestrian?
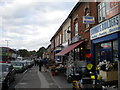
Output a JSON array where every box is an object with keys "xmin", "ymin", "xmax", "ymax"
[
  {"xmin": 34, "ymin": 58, "xmax": 37, "ymax": 66},
  {"xmin": 38, "ymin": 59, "xmax": 43, "ymax": 72},
  {"xmin": 36, "ymin": 59, "xmax": 39, "ymax": 66}
]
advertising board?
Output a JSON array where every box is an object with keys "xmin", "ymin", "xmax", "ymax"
[{"xmin": 90, "ymin": 14, "xmax": 120, "ymax": 40}]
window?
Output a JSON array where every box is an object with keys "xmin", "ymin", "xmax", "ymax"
[
  {"xmin": 74, "ymin": 19, "xmax": 78, "ymax": 36},
  {"xmin": 85, "ymin": 8, "xmax": 90, "ymax": 28},
  {"xmin": 57, "ymin": 36, "xmax": 59, "ymax": 46},
  {"xmin": 100, "ymin": 42, "xmax": 112, "ymax": 49},
  {"xmin": 59, "ymin": 34, "xmax": 62, "ymax": 44},
  {"xmin": 113, "ymin": 40, "xmax": 118, "ymax": 62},
  {"xmin": 80, "ymin": 47, "xmax": 84, "ymax": 60},
  {"xmin": 98, "ymin": 2, "xmax": 106, "ymax": 22},
  {"xmin": 95, "ymin": 40, "xmax": 118, "ymax": 63},
  {"xmin": 64, "ymin": 30, "xmax": 66, "ymax": 42},
  {"xmin": 68, "ymin": 26, "xmax": 71, "ymax": 43}
]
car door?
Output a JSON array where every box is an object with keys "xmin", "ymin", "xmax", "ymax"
[{"xmin": 8, "ymin": 65, "xmax": 15, "ymax": 82}]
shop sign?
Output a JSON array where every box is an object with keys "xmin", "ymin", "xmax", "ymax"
[
  {"xmin": 83, "ymin": 16, "xmax": 95, "ymax": 24},
  {"xmin": 90, "ymin": 14, "xmax": 120, "ymax": 40},
  {"xmin": 106, "ymin": 2, "xmax": 120, "ymax": 19}
]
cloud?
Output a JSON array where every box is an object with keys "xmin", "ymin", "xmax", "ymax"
[{"xmin": 0, "ymin": 0, "xmax": 77, "ymax": 51}]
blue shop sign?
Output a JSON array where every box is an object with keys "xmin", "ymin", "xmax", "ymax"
[
  {"xmin": 90, "ymin": 14, "xmax": 120, "ymax": 40},
  {"xmin": 83, "ymin": 16, "xmax": 95, "ymax": 24}
]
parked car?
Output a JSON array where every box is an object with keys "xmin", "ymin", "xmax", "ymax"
[
  {"xmin": 26, "ymin": 60, "xmax": 34, "ymax": 68},
  {"xmin": 0, "ymin": 63, "xmax": 16, "ymax": 90},
  {"xmin": 10, "ymin": 61, "xmax": 25, "ymax": 73},
  {"xmin": 21, "ymin": 60, "xmax": 28, "ymax": 70}
]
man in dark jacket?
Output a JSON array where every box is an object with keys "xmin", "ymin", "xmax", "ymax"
[{"xmin": 38, "ymin": 60, "xmax": 43, "ymax": 71}]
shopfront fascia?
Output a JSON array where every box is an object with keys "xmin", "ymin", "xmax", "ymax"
[
  {"xmin": 90, "ymin": 14, "xmax": 120, "ymax": 63},
  {"xmin": 91, "ymin": 32, "xmax": 119, "ymax": 63},
  {"xmin": 90, "ymin": 14, "xmax": 120, "ymax": 84}
]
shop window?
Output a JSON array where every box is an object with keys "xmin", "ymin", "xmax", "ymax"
[
  {"xmin": 100, "ymin": 42, "xmax": 112, "ymax": 49},
  {"xmin": 85, "ymin": 49, "xmax": 91, "ymax": 61},
  {"xmin": 98, "ymin": 2, "xmax": 106, "ymax": 22},
  {"xmin": 113, "ymin": 40, "xmax": 118, "ymax": 62},
  {"xmin": 80, "ymin": 47, "xmax": 84, "ymax": 60},
  {"xmin": 95, "ymin": 44, "xmax": 101, "ymax": 64}
]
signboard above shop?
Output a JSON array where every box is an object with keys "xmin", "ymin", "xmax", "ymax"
[
  {"xmin": 90, "ymin": 14, "xmax": 120, "ymax": 40},
  {"xmin": 83, "ymin": 16, "xmax": 95, "ymax": 24},
  {"xmin": 106, "ymin": 2, "xmax": 120, "ymax": 19}
]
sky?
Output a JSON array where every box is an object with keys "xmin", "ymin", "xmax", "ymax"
[{"xmin": 0, "ymin": 0, "xmax": 78, "ymax": 51}]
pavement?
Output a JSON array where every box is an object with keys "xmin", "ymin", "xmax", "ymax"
[{"xmin": 15, "ymin": 66, "xmax": 72, "ymax": 90}]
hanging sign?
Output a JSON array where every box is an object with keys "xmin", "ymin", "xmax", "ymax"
[{"xmin": 83, "ymin": 16, "xmax": 95, "ymax": 24}]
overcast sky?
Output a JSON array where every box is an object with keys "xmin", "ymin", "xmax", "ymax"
[{"xmin": 0, "ymin": 0, "xmax": 78, "ymax": 51}]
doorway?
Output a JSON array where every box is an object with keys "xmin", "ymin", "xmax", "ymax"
[{"xmin": 100, "ymin": 48, "xmax": 112, "ymax": 62}]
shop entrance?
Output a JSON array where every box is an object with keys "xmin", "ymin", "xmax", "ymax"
[
  {"xmin": 100, "ymin": 48, "xmax": 112, "ymax": 62},
  {"xmin": 100, "ymin": 41, "xmax": 112, "ymax": 62}
]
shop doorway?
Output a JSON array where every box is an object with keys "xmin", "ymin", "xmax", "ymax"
[{"xmin": 100, "ymin": 48, "xmax": 112, "ymax": 62}]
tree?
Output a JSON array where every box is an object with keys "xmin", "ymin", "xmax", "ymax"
[
  {"xmin": 17, "ymin": 49, "xmax": 30, "ymax": 57},
  {"xmin": 37, "ymin": 47, "xmax": 46, "ymax": 58}
]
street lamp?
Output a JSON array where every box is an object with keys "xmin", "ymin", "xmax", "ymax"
[
  {"xmin": 67, "ymin": 30, "xmax": 71, "ymax": 45},
  {"xmin": 5, "ymin": 40, "xmax": 11, "ymax": 47}
]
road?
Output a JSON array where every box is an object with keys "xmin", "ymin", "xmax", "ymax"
[
  {"xmin": 8, "ymin": 66, "xmax": 72, "ymax": 90},
  {"xmin": 8, "ymin": 69, "xmax": 31, "ymax": 90}
]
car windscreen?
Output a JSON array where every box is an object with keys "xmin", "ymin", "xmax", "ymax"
[{"xmin": 11, "ymin": 62, "xmax": 23, "ymax": 66}]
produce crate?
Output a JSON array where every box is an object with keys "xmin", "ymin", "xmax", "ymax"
[{"xmin": 99, "ymin": 70, "xmax": 118, "ymax": 81}]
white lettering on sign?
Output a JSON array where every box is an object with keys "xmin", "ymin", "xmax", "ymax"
[
  {"xmin": 83, "ymin": 16, "xmax": 95, "ymax": 24},
  {"xmin": 90, "ymin": 14, "xmax": 120, "ymax": 40}
]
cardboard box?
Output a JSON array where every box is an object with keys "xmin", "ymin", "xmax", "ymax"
[{"xmin": 99, "ymin": 70, "xmax": 118, "ymax": 81}]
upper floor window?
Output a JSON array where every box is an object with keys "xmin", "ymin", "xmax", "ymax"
[
  {"xmin": 57, "ymin": 36, "xmax": 59, "ymax": 46},
  {"xmin": 59, "ymin": 34, "xmax": 62, "ymax": 44},
  {"xmin": 98, "ymin": 2, "xmax": 106, "ymax": 22},
  {"xmin": 85, "ymin": 8, "xmax": 90, "ymax": 28},
  {"xmin": 64, "ymin": 30, "xmax": 67, "ymax": 42},
  {"xmin": 74, "ymin": 19, "xmax": 78, "ymax": 36}
]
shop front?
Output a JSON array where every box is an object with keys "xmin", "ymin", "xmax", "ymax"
[{"xmin": 90, "ymin": 14, "xmax": 120, "ymax": 87}]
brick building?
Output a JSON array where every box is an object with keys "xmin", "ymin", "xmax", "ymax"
[
  {"xmin": 54, "ymin": 2, "xmax": 98, "ymax": 66},
  {"xmin": 47, "ymin": 1, "xmax": 119, "ymax": 88}
]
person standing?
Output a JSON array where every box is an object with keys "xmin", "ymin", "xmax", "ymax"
[{"xmin": 38, "ymin": 59, "xmax": 43, "ymax": 72}]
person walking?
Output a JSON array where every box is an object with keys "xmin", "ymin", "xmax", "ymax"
[
  {"xmin": 34, "ymin": 58, "xmax": 37, "ymax": 66},
  {"xmin": 38, "ymin": 59, "xmax": 43, "ymax": 72}
]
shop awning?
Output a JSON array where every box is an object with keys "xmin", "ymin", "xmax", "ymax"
[{"xmin": 56, "ymin": 41, "xmax": 83, "ymax": 56}]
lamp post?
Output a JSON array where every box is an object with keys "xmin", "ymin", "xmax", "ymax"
[{"xmin": 5, "ymin": 40, "xmax": 10, "ymax": 47}]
